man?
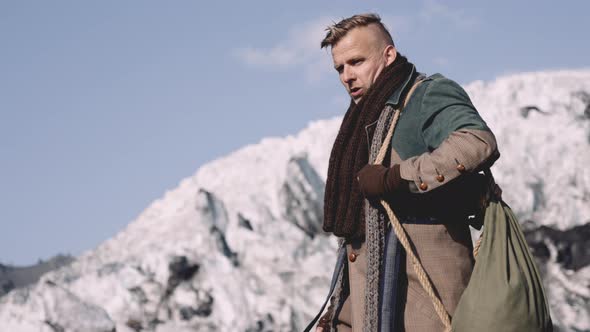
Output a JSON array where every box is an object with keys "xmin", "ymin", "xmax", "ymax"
[{"xmin": 314, "ymin": 13, "xmax": 499, "ymax": 331}]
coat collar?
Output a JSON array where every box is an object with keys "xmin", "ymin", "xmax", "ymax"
[
  {"xmin": 385, "ymin": 64, "xmax": 416, "ymax": 107},
  {"xmin": 365, "ymin": 65, "xmax": 417, "ymax": 145}
]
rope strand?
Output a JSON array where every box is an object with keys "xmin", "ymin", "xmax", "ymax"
[{"xmin": 374, "ymin": 80, "xmax": 453, "ymax": 332}]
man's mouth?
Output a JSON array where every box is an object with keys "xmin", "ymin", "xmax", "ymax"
[{"xmin": 350, "ymin": 87, "xmax": 363, "ymax": 98}]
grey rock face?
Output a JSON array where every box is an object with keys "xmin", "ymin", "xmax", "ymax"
[
  {"xmin": 196, "ymin": 189, "xmax": 229, "ymax": 233},
  {"xmin": 196, "ymin": 189, "xmax": 239, "ymax": 265},
  {"xmin": 238, "ymin": 213, "xmax": 254, "ymax": 231},
  {"xmin": 165, "ymin": 256, "xmax": 200, "ymax": 296},
  {"xmin": 40, "ymin": 280, "xmax": 115, "ymax": 332},
  {"xmin": 525, "ymin": 223, "xmax": 590, "ymax": 271},
  {"xmin": 178, "ymin": 290, "xmax": 213, "ymax": 320},
  {"xmin": 279, "ymin": 155, "xmax": 325, "ymax": 238}
]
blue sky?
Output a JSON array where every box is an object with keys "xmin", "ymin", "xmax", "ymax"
[{"xmin": 1, "ymin": 1, "xmax": 587, "ymax": 265}]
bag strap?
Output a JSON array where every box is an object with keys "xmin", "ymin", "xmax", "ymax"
[
  {"xmin": 375, "ymin": 77, "xmax": 423, "ymax": 164},
  {"xmin": 302, "ymin": 245, "xmax": 347, "ymax": 332},
  {"xmin": 374, "ymin": 78, "xmax": 453, "ymax": 332}
]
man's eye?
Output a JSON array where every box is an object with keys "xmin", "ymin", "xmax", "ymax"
[
  {"xmin": 352, "ymin": 59, "xmax": 363, "ymax": 65},
  {"xmin": 336, "ymin": 66, "xmax": 343, "ymax": 74}
]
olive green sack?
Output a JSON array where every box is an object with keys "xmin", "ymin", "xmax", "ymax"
[{"xmin": 451, "ymin": 176, "xmax": 553, "ymax": 332}]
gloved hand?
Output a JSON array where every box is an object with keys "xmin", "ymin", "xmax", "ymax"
[{"xmin": 356, "ymin": 164, "xmax": 408, "ymax": 199}]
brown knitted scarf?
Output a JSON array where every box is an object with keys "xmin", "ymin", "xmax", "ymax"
[{"xmin": 323, "ymin": 54, "xmax": 414, "ymax": 240}]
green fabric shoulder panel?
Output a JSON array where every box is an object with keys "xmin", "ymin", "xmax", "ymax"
[
  {"xmin": 419, "ymin": 74, "xmax": 491, "ymax": 150},
  {"xmin": 391, "ymin": 79, "xmax": 430, "ymax": 159},
  {"xmin": 391, "ymin": 73, "xmax": 492, "ymax": 159}
]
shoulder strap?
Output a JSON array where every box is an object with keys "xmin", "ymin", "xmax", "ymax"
[
  {"xmin": 401, "ymin": 76, "xmax": 425, "ymax": 109},
  {"xmin": 375, "ymin": 77, "xmax": 424, "ymax": 165}
]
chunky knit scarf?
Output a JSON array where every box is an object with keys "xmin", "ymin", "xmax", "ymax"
[{"xmin": 323, "ymin": 54, "xmax": 414, "ymax": 240}]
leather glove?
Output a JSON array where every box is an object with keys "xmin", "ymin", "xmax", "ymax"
[{"xmin": 356, "ymin": 164, "xmax": 408, "ymax": 199}]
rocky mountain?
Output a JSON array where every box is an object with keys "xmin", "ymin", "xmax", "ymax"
[{"xmin": 0, "ymin": 69, "xmax": 589, "ymax": 331}]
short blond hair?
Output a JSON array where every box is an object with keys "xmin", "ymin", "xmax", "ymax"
[{"xmin": 320, "ymin": 13, "xmax": 394, "ymax": 49}]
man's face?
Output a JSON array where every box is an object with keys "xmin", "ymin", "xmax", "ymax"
[{"xmin": 331, "ymin": 25, "xmax": 396, "ymax": 104}]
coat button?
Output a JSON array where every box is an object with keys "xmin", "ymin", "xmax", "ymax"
[
  {"xmin": 419, "ymin": 182, "xmax": 428, "ymax": 190},
  {"xmin": 456, "ymin": 164, "xmax": 466, "ymax": 172},
  {"xmin": 436, "ymin": 174, "xmax": 445, "ymax": 182},
  {"xmin": 348, "ymin": 252, "xmax": 357, "ymax": 262}
]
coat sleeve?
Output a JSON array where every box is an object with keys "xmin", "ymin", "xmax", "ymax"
[{"xmin": 398, "ymin": 77, "xmax": 500, "ymax": 193}]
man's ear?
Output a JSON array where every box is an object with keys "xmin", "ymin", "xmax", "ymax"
[{"xmin": 384, "ymin": 45, "xmax": 397, "ymax": 66}]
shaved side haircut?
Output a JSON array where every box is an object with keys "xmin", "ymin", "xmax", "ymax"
[{"xmin": 321, "ymin": 13, "xmax": 395, "ymax": 49}]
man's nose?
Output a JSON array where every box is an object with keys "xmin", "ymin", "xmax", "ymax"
[{"xmin": 342, "ymin": 66, "xmax": 355, "ymax": 84}]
